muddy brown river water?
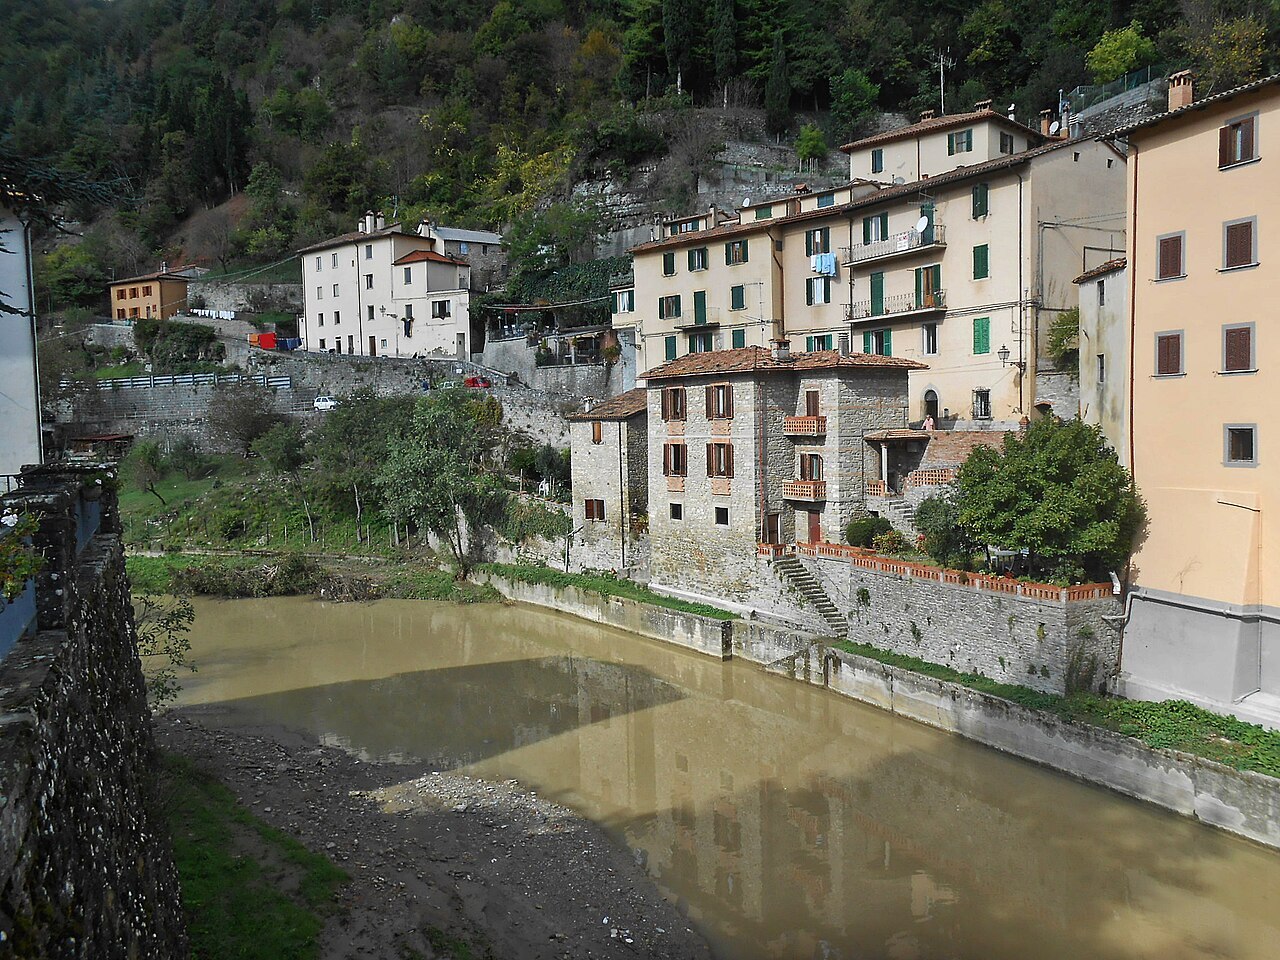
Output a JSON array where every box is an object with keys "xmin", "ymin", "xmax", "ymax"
[{"xmin": 180, "ymin": 596, "xmax": 1280, "ymax": 960}]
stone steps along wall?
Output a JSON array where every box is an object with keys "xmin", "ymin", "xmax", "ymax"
[
  {"xmin": 477, "ymin": 337, "xmax": 618, "ymax": 400},
  {"xmin": 803, "ymin": 553, "xmax": 1122, "ymax": 696}
]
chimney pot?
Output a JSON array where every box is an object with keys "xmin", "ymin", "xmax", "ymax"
[
  {"xmin": 375, "ymin": 213, "xmax": 386, "ymax": 230},
  {"xmin": 1039, "ymin": 109, "xmax": 1053, "ymax": 136},
  {"xmin": 1168, "ymin": 70, "xmax": 1194, "ymax": 112},
  {"xmin": 770, "ymin": 338, "xmax": 791, "ymax": 361},
  {"xmin": 919, "ymin": 109, "xmax": 936, "ymax": 122}
]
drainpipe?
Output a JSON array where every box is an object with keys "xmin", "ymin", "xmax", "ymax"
[
  {"xmin": 1016, "ymin": 171, "xmax": 1025, "ymax": 414},
  {"xmin": 22, "ymin": 214, "xmax": 43, "ymax": 463},
  {"xmin": 1127, "ymin": 143, "xmax": 1139, "ymax": 476},
  {"xmin": 618, "ymin": 421, "xmax": 626, "ymax": 570}
]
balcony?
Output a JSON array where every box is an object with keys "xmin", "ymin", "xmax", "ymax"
[
  {"xmin": 782, "ymin": 479, "xmax": 827, "ymax": 501},
  {"xmin": 846, "ymin": 290, "xmax": 946, "ymax": 322},
  {"xmin": 783, "ymin": 415, "xmax": 827, "ymax": 436},
  {"xmin": 840, "ymin": 225, "xmax": 946, "ymax": 266}
]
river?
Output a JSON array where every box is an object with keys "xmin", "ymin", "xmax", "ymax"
[{"xmin": 178, "ymin": 596, "xmax": 1280, "ymax": 960}]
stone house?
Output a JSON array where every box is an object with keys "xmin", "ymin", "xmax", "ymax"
[
  {"xmin": 641, "ymin": 342, "xmax": 923, "ymax": 610},
  {"xmin": 1073, "ymin": 257, "xmax": 1128, "ymax": 461},
  {"xmin": 568, "ymin": 388, "xmax": 648, "ymax": 572},
  {"xmin": 107, "ymin": 269, "xmax": 190, "ymax": 321}
]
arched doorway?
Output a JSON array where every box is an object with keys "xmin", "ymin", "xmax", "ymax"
[{"xmin": 923, "ymin": 389, "xmax": 939, "ymax": 421}]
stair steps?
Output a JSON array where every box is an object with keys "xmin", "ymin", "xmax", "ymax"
[{"xmin": 773, "ymin": 555, "xmax": 848, "ymax": 636}]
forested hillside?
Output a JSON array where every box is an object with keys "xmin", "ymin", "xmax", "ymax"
[{"xmin": 2, "ymin": 0, "xmax": 1276, "ymax": 306}]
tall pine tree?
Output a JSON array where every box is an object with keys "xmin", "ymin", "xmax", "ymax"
[
  {"xmin": 764, "ymin": 29, "xmax": 790, "ymax": 135},
  {"xmin": 712, "ymin": 0, "xmax": 736, "ymax": 103}
]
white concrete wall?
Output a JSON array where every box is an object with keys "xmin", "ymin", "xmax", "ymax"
[{"xmin": 0, "ymin": 209, "xmax": 42, "ymax": 474}]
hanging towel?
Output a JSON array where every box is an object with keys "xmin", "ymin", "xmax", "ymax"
[
  {"xmin": 810, "ymin": 254, "xmax": 822, "ymax": 273},
  {"xmin": 817, "ymin": 253, "xmax": 837, "ymax": 276}
]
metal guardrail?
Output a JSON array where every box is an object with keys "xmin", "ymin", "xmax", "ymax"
[
  {"xmin": 841, "ymin": 225, "xmax": 946, "ymax": 265},
  {"xmin": 61, "ymin": 373, "xmax": 293, "ymax": 391},
  {"xmin": 847, "ymin": 290, "xmax": 946, "ymax": 321}
]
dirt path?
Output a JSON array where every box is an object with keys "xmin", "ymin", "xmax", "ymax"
[{"xmin": 157, "ymin": 709, "xmax": 712, "ymax": 960}]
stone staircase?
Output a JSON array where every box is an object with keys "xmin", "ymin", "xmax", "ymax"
[
  {"xmin": 881, "ymin": 498, "xmax": 919, "ymax": 537},
  {"xmin": 772, "ymin": 556, "xmax": 848, "ymax": 636}
]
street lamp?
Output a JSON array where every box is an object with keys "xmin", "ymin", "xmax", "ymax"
[{"xmin": 998, "ymin": 343, "xmax": 1024, "ymax": 370}]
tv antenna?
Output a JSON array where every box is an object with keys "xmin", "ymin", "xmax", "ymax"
[{"xmin": 933, "ymin": 49, "xmax": 955, "ymax": 114}]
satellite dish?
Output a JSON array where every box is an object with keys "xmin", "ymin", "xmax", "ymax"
[
  {"xmin": 892, "ymin": 176, "xmax": 905, "ymax": 185},
  {"xmin": 743, "ymin": 197, "xmax": 751, "ymax": 207},
  {"xmin": 1049, "ymin": 120, "xmax": 1061, "ymax": 135},
  {"xmin": 914, "ymin": 215, "xmax": 929, "ymax": 233}
]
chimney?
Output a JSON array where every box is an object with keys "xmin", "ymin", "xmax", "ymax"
[
  {"xmin": 362, "ymin": 211, "xmax": 375, "ymax": 233},
  {"xmin": 1168, "ymin": 70, "xmax": 1194, "ymax": 111},
  {"xmin": 1007, "ymin": 103, "xmax": 1017, "ymax": 121},
  {"xmin": 919, "ymin": 108, "xmax": 936, "ymax": 122},
  {"xmin": 1039, "ymin": 109, "xmax": 1053, "ymax": 136},
  {"xmin": 770, "ymin": 338, "xmax": 791, "ymax": 361},
  {"xmin": 838, "ymin": 332, "xmax": 852, "ymax": 357},
  {"xmin": 974, "ymin": 99, "xmax": 993, "ymax": 112},
  {"xmin": 375, "ymin": 212, "xmax": 386, "ymax": 231},
  {"xmin": 708, "ymin": 204, "xmax": 717, "ymax": 226}
]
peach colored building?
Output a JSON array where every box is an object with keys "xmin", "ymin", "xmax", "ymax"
[
  {"xmin": 107, "ymin": 270, "xmax": 189, "ymax": 321},
  {"xmin": 1111, "ymin": 73, "xmax": 1280, "ymax": 727}
]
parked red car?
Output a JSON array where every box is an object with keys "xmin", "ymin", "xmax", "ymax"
[{"xmin": 464, "ymin": 375, "xmax": 492, "ymax": 389}]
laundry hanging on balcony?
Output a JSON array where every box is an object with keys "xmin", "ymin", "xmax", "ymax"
[
  {"xmin": 403, "ymin": 318, "xmax": 413, "ymax": 337},
  {"xmin": 810, "ymin": 252, "xmax": 837, "ymax": 277}
]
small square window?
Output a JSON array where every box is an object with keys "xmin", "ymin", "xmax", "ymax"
[
  {"xmin": 1225, "ymin": 425, "xmax": 1257, "ymax": 466},
  {"xmin": 669, "ymin": 502, "xmax": 683, "ymax": 520},
  {"xmin": 714, "ymin": 506, "xmax": 729, "ymax": 526},
  {"xmin": 871, "ymin": 148, "xmax": 883, "ymax": 173}
]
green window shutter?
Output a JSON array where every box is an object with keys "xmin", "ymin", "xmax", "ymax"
[
  {"xmin": 966, "ymin": 130, "xmax": 973, "ymax": 151},
  {"xmin": 610, "ymin": 292, "xmax": 617, "ymax": 312},
  {"xmin": 947, "ymin": 132, "xmax": 955, "ymax": 155},
  {"xmin": 805, "ymin": 231, "xmax": 813, "ymax": 256},
  {"xmin": 665, "ymin": 335, "xmax": 676, "ymax": 361},
  {"xmin": 805, "ymin": 279, "xmax": 813, "ymax": 306},
  {"xmin": 730, "ymin": 285, "xmax": 745, "ymax": 310},
  {"xmin": 973, "ymin": 317, "xmax": 990, "ymax": 355},
  {"xmin": 914, "ymin": 267, "xmax": 923, "ymax": 308},
  {"xmin": 687, "ymin": 249, "xmax": 696, "ymax": 271},
  {"xmin": 863, "ymin": 217, "xmax": 872, "ymax": 244},
  {"xmin": 806, "ymin": 336, "xmax": 814, "ymax": 351},
  {"xmin": 973, "ymin": 244, "xmax": 988, "ymax": 279},
  {"xmin": 724, "ymin": 242, "xmax": 732, "ymax": 264},
  {"xmin": 878, "ymin": 213, "xmax": 888, "ymax": 237},
  {"xmin": 741, "ymin": 239, "xmax": 749, "ymax": 262},
  {"xmin": 732, "ymin": 328, "xmax": 745, "ymax": 348},
  {"xmin": 663, "ymin": 251, "xmax": 674, "ymax": 274},
  {"xmin": 972, "ymin": 183, "xmax": 988, "ymax": 218},
  {"xmin": 673, "ymin": 294, "xmax": 681, "ymax": 317},
  {"xmin": 882, "ymin": 329, "xmax": 892, "ymax": 355},
  {"xmin": 693, "ymin": 290, "xmax": 706, "ymax": 325},
  {"xmin": 821, "ymin": 226, "xmax": 829, "ymax": 251},
  {"xmin": 932, "ymin": 264, "xmax": 941, "ymax": 290},
  {"xmin": 657, "ymin": 297, "xmax": 664, "ymax": 318},
  {"xmin": 863, "ymin": 331, "xmax": 873, "ymax": 353},
  {"xmin": 871, "ymin": 272, "xmax": 884, "ymax": 315}
]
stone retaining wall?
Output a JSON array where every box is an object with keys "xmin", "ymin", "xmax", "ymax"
[
  {"xmin": 478, "ymin": 338, "xmax": 618, "ymax": 399},
  {"xmin": 189, "ymin": 280, "xmax": 302, "ymax": 315},
  {"xmin": 0, "ymin": 464, "xmax": 187, "ymax": 958}
]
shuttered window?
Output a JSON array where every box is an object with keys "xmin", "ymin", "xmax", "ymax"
[
  {"xmin": 662, "ymin": 251, "xmax": 676, "ymax": 276},
  {"xmin": 806, "ymin": 277, "xmax": 831, "ymax": 305},
  {"xmin": 664, "ymin": 336, "xmax": 677, "ymax": 361},
  {"xmin": 663, "ymin": 443, "xmax": 688, "ymax": 476},
  {"xmin": 1219, "ymin": 117, "xmax": 1257, "ymax": 167},
  {"xmin": 973, "ymin": 244, "xmax": 990, "ymax": 279},
  {"xmin": 863, "ymin": 328, "xmax": 891, "ymax": 356},
  {"xmin": 863, "ymin": 213, "xmax": 888, "ymax": 243},
  {"xmin": 730, "ymin": 284, "xmax": 745, "ymax": 310},
  {"xmin": 658, "ymin": 295, "xmax": 681, "ymax": 319},
  {"xmin": 732, "ymin": 328, "xmax": 745, "ymax": 348},
  {"xmin": 688, "ymin": 247, "xmax": 708, "ymax": 271},
  {"xmin": 871, "ymin": 149, "xmax": 883, "ymax": 173},
  {"xmin": 1157, "ymin": 235, "xmax": 1184, "ymax": 279},
  {"xmin": 584, "ymin": 499, "xmax": 606, "ymax": 521},
  {"xmin": 973, "ymin": 317, "xmax": 990, "ymax": 355},
  {"xmin": 706, "ymin": 442, "xmax": 734, "ymax": 477},
  {"xmin": 1155, "ymin": 333, "xmax": 1182, "ymax": 376},
  {"xmin": 706, "ymin": 383, "xmax": 734, "ymax": 419},
  {"xmin": 1224, "ymin": 220, "xmax": 1255, "ymax": 268},
  {"xmin": 725, "ymin": 239, "xmax": 749, "ymax": 264},
  {"xmin": 660, "ymin": 387, "xmax": 686, "ymax": 421},
  {"xmin": 1223, "ymin": 325, "xmax": 1254, "ymax": 372},
  {"xmin": 972, "ymin": 183, "xmax": 989, "ymax": 218},
  {"xmin": 805, "ymin": 227, "xmax": 830, "ymax": 255}
]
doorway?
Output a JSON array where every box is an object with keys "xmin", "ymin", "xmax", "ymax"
[
  {"xmin": 368, "ymin": 335, "xmax": 377, "ymax": 357},
  {"xmin": 806, "ymin": 510, "xmax": 821, "ymax": 544},
  {"xmin": 764, "ymin": 513, "xmax": 780, "ymax": 545},
  {"xmin": 924, "ymin": 389, "xmax": 939, "ymax": 421}
]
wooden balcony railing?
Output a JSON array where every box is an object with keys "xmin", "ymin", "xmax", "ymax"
[
  {"xmin": 782, "ymin": 479, "xmax": 826, "ymax": 501},
  {"xmin": 783, "ymin": 415, "xmax": 826, "ymax": 436}
]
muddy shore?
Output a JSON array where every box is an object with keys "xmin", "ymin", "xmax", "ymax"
[{"xmin": 157, "ymin": 709, "xmax": 712, "ymax": 960}]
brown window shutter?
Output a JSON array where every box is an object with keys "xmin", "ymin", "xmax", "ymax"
[
  {"xmin": 585, "ymin": 499, "xmax": 594, "ymax": 521},
  {"xmin": 1226, "ymin": 222, "xmax": 1252, "ymax": 267},
  {"xmin": 660, "ymin": 389, "xmax": 670, "ymax": 421},
  {"xmin": 1219, "ymin": 125, "xmax": 1233, "ymax": 166},
  {"xmin": 1225, "ymin": 327, "xmax": 1251, "ymax": 371},
  {"xmin": 1241, "ymin": 118, "xmax": 1255, "ymax": 161},
  {"xmin": 1157, "ymin": 334, "xmax": 1180, "ymax": 375},
  {"xmin": 725, "ymin": 444, "xmax": 734, "ymax": 478},
  {"xmin": 663, "ymin": 444, "xmax": 670, "ymax": 476},
  {"xmin": 724, "ymin": 385, "xmax": 734, "ymax": 418},
  {"xmin": 705, "ymin": 385, "xmax": 716, "ymax": 417},
  {"xmin": 706, "ymin": 442, "xmax": 715, "ymax": 476},
  {"xmin": 1158, "ymin": 236, "xmax": 1181, "ymax": 279}
]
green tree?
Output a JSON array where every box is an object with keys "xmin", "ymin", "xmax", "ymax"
[
  {"xmin": 252, "ymin": 422, "xmax": 307, "ymax": 475},
  {"xmin": 1046, "ymin": 306, "xmax": 1080, "ymax": 376},
  {"xmin": 711, "ymin": 0, "xmax": 736, "ymax": 93},
  {"xmin": 134, "ymin": 593, "xmax": 196, "ymax": 711},
  {"xmin": 209, "ymin": 383, "xmax": 282, "ymax": 456},
  {"xmin": 505, "ymin": 198, "xmax": 607, "ymax": 272},
  {"xmin": 127, "ymin": 440, "xmax": 170, "ymax": 505},
  {"xmin": 913, "ymin": 494, "xmax": 974, "ymax": 568},
  {"xmin": 168, "ymin": 434, "xmax": 215, "ymax": 480},
  {"xmin": 955, "ymin": 417, "xmax": 1144, "ymax": 583},
  {"xmin": 795, "ymin": 123, "xmax": 828, "ymax": 169},
  {"xmin": 764, "ymin": 30, "xmax": 791, "ymax": 135},
  {"xmin": 1190, "ymin": 17, "xmax": 1268, "ymax": 93},
  {"xmin": 829, "ymin": 67, "xmax": 879, "ymax": 144},
  {"xmin": 662, "ymin": 0, "xmax": 697, "ymax": 91},
  {"xmin": 309, "ymin": 389, "xmax": 416, "ymax": 524},
  {"xmin": 1086, "ymin": 21, "xmax": 1157, "ymax": 84},
  {"xmin": 37, "ymin": 244, "xmax": 108, "ymax": 311}
]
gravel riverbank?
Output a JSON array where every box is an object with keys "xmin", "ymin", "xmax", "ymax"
[{"xmin": 157, "ymin": 709, "xmax": 712, "ymax": 960}]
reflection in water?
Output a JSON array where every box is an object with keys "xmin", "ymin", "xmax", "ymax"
[{"xmin": 183, "ymin": 597, "xmax": 1280, "ymax": 960}]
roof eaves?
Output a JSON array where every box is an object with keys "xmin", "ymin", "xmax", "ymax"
[{"xmin": 1102, "ymin": 73, "xmax": 1280, "ymax": 140}]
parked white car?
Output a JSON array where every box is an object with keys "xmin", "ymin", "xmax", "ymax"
[{"xmin": 313, "ymin": 395, "xmax": 338, "ymax": 411}]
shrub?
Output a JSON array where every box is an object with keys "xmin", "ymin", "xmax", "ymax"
[
  {"xmin": 846, "ymin": 515, "xmax": 891, "ymax": 547},
  {"xmin": 914, "ymin": 494, "xmax": 973, "ymax": 568},
  {"xmin": 871, "ymin": 530, "xmax": 911, "ymax": 555}
]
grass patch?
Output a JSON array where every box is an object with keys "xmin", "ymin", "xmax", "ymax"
[
  {"xmin": 94, "ymin": 360, "xmax": 146, "ymax": 379},
  {"xmin": 161, "ymin": 754, "xmax": 347, "ymax": 960},
  {"xmin": 378, "ymin": 565, "xmax": 500, "ymax": 603},
  {"xmin": 479, "ymin": 562, "xmax": 737, "ymax": 620},
  {"xmin": 835, "ymin": 639, "xmax": 1280, "ymax": 778}
]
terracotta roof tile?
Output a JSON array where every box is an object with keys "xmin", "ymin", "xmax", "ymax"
[
  {"xmin": 1074, "ymin": 257, "xmax": 1126, "ymax": 284},
  {"xmin": 641, "ymin": 346, "xmax": 927, "ymax": 381},
  {"xmin": 109, "ymin": 271, "xmax": 189, "ymax": 285},
  {"xmin": 393, "ymin": 249, "xmax": 468, "ymax": 266},
  {"xmin": 839, "ymin": 109, "xmax": 1043, "ymax": 153},
  {"xmin": 297, "ymin": 224, "xmax": 414, "ymax": 254},
  {"xmin": 1104, "ymin": 73, "xmax": 1280, "ymax": 139},
  {"xmin": 568, "ymin": 388, "xmax": 649, "ymax": 421},
  {"xmin": 919, "ymin": 431, "xmax": 1010, "ymax": 468}
]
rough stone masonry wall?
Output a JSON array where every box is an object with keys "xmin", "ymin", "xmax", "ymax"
[
  {"xmin": 0, "ymin": 465, "xmax": 187, "ymax": 959},
  {"xmin": 478, "ymin": 338, "xmax": 620, "ymax": 400},
  {"xmin": 807, "ymin": 555, "xmax": 1122, "ymax": 696},
  {"xmin": 189, "ymin": 280, "xmax": 303, "ymax": 315}
]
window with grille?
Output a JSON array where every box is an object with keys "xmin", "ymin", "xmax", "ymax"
[
  {"xmin": 707, "ymin": 383, "xmax": 734, "ymax": 419},
  {"xmin": 1223, "ymin": 325, "xmax": 1254, "ymax": 372},
  {"xmin": 1155, "ymin": 332, "xmax": 1183, "ymax": 376},
  {"xmin": 1157, "ymin": 235, "xmax": 1184, "ymax": 280},
  {"xmin": 972, "ymin": 389, "xmax": 992, "ymax": 420},
  {"xmin": 660, "ymin": 387, "xmax": 687, "ymax": 421},
  {"xmin": 1225, "ymin": 426, "xmax": 1257, "ymax": 465},
  {"xmin": 663, "ymin": 442, "xmax": 687, "ymax": 476},
  {"xmin": 1219, "ymin": 116, "xmax": 1257, "ymax": 167},
  {"xmin": 1224, "ymin": 219, "xmax": 1256, "ymax": 269},
  {"xmin": 584, "ymin": 499, "xmax": 606, "ymax": 521},
  {"xmin": 707, "ymin": 442, "xmax": 734, "ymax": 478}
]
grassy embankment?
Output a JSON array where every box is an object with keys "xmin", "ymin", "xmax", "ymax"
[
  {"xmin": 478, "ymin": 562, "xmax": 737, "ymax": 620},
  {"xmin": 161, "ymin": 754, "xmax": 347, "ymax": 960}
]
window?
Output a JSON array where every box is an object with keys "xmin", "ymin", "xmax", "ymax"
[
  {"xmin": 973, "ymin": 244, "xmax": 990, "ymax": 280},
  {"xmin": 806, "ymin": 276, "xmax": 832, "ymax": 305},
  {"xmin": 333, "ymin": 311, "xmax": 341, "ymax": 325},
  {"xmin": 972, "ymin": 389, "xmax": 992, "ymax": 420},
  {"xmin": 347, "ymin": 335, "xmax": 354, "ymax": 352},
  {"xmin": 129, "ymin": 307, "xmax": 139, "ymax": 317},
  {"xmin": 1225, "ymin": 426, "xmax": 1257, "ymax": 466},
  {"xmin": 804, "ymin": 227, "xmax": 830, "ymax": 255},
  {"xmin": 432, "ymin": 300, "xmax": 451, "ymax": 318},
  {"xmin": 116, "ymin": 309, "xmax": 125, "ymax": 319},
  {"xmin": 1223, "ymin": 324, "xmax": 1255, "ymax": 373},
  {"xmin": 863, "ymin": 213, "xmax": 888, "ymax": 243},
  {"xmin": 999, "ymin": 132, "xmax": 1015, "ymax": 154},
  {"xmin": 584, "ymin": 498, "xmax": 607, "ymax": 521},
  {"xmin": 707, "ymin": 383, "xmax": 734, "ymax": 419},
  {"xmin": 923, "ymin": 322, "xmax": 938, "ymax": 355},
  {"xmin": 335, "ymin": 339, "xmax": 342, "ymax": 354},
  {"xmin": 142, "ymin": 285, "xmax": 152, "ymax": 296},
  {"xmin": 380, "ymin": 338, "xmax": 388, "ymax": 348},
  {"xmin": 805, "ymin": 334, "xmax": 833, "ymax": 351},
  {"xmin": 364, "ymin": 244, "xmax": 373, "ymax": 259},
  {"xmin": 315, "ymin": 256, "xmax": 322, "ymax": 271},
  {"xmin": 972, "ymin": 183, "xmax": 989, "ymax": 218},
  {"xmin": 1223, "ymin": 218, "xmax": 1257, "ymax": 269},
  {"xmin": 591, "ymin": 420, "xmax": 603, "ymax": 444},
  {"xmin": 947, "ymin": 129, "xmax": 974, "ymax": 154},
  {"xmin": 688, "ymin": 331, "xmax": 713, "ymax": 353},
  {"xmin": 663, "ymin": 251, "xmax": 676, "ymax": 276},
  {"xmin": 116, "ymin": 289, "xmax": 125, "ymax": 300},
  {"xmin": 317, "ymin": 313, "xmax": 324, "ymax": 326},
  {"xmin": 863, "ymin": 328, "xmax": 891, "ymax": 356},
  {"xmin": 1155, "ymin": 331, "xmax": 1183, "ymax": 376},
  {"xmin": 799, "ymin": 453, "xmax": 823, "ymax": 481},
  {"xmin": 665, "ymin": 335, "xmax": 677, "ymax": 361},
  {"xmin": 973, "ymin": 316, "xmax": 990, "ymax": 355},
  {"xmin": 669, "ymin": 502, "xmax": 683, "ymax": 520},
  {"xmin": 661, "ymin": 387, "xmax": 687, "ymax": 421},
  {"xmin": 707, "ymin": 443, "xmax": 734, "ymax": 478},
  {"xmin": 403, "ymin": 304, "xmax": 413, "ymax": 321},
  {"xmin": 1219, "ymin": 116, "xmax": 1257, "ymax": 167},
  {"xmin": 817, "ymin": 193, "xmax": 834, "ymax": 208},
  {"xmin": 612, "ymin": 289, "xmax": 635, "ymax": 313},
  {"xmin": 332, "ymin": 253, "xmax": 338, "ymax": 268},
  {"xmin": 1098, "ymin": 280, "xmax": 1106, "ymax": 307},
  {"xmin": 663, "ymin": 442, "xmax": 687, "ymax": 476},
  {"xmin": 805, "ymin": 390, "xmax": 820, "ymax": 416},
  {"xmin": 753, "ymin": 205, "xmax": 772, "ymax": 220},
  {"xmin": 318, "ymin": 338, "xmax": 326, "ymax": 349},
  {"xmin": 403, "ymin": 267, "xmax": 412, "ymax": 284},
  {"xmin": 730, "ymin": 284, "xmax": 746, "ymax": 310},
  {"xmin": 367, "ymin": 304, "xmax": 375, "ymax": 321},
  {"xmin": 725, "ymin": 239, "xmax": 749, "ymax": 265},
  {"xmin": 1097, "ymin": 354, "xmax": 1106, "ymax": 383},
  {"xmin": 316, "ymin": 286, "xmax": 324, "ymax": 300},
  {"xmin": 1157, "ymin": 234, "xmax": 1185, "ymax": 280},
  {"xmin": 914, "ymin": 264, "xmax": 942, "ymax": 307},
  {"xmin": 688, "ymin": 247, "xmax": 708, "ymax": 271},
  {"xmin": 732, "ymin": 328, "xmax": 746, "ymax": 348},
  {"xmin": 364, "ymin": 274, "xmax": 374, "ymax": 289},
  {"xmin": 714, "ymin": 506, "xmax": 730, "ymax": 525},
  {"xmin": 658, "ymin": 295, "xmax": 681, "ymax": 320},
  {"xmin": 871, "ymin": 148, "xmax": 884, "ymax": 173},
  {"xmin": 130, "ymin": 287, "xmax": 138, "ymax": 298},
  {"xmin": 332, "ymin": 283, "xmax": 339, "ymax": 296}
]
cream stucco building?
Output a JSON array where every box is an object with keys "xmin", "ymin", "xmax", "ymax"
[
  {"xmin": 1073, "ymin": 257, "xmax": 1128, "ymax": 461},
  {"xmin": 614, "ymin": 107, "xmax": 1127, "ymax": 426},
  {"xmin": 1110, "ymin": 73, "xmax": 1280, "ymax": 727}
]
